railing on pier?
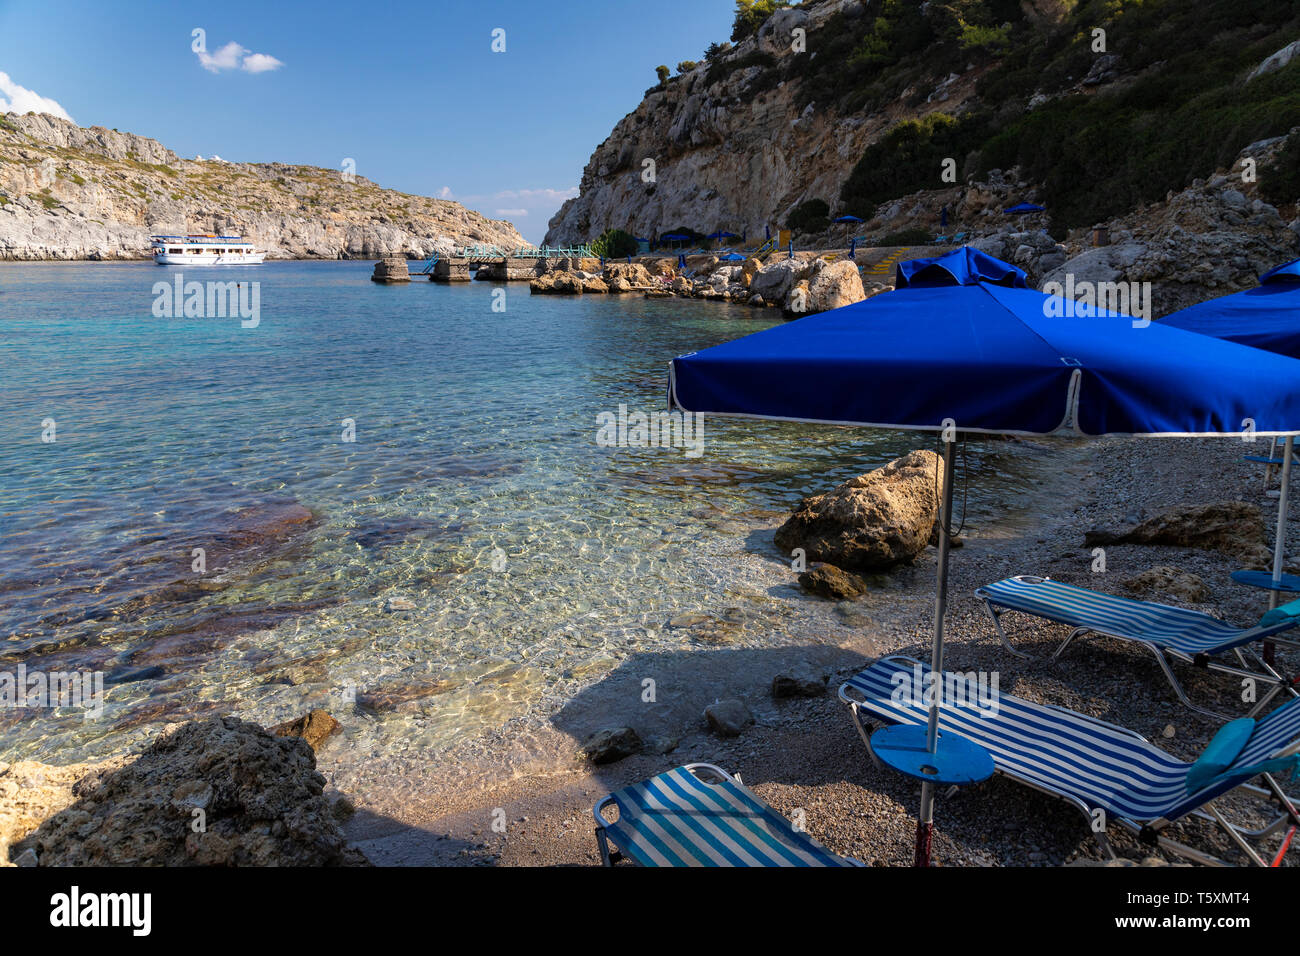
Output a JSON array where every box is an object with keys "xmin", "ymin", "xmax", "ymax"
[{"xmin": 509, "ymin": 245, "xmax": 595, "ymax": 259}]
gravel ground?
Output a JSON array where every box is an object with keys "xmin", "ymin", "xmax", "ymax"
[{"xmin": 341, "ymin": 435, "xmax": 1300, "ymax": 867}]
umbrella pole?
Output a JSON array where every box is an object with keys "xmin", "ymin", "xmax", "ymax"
[
  {"xmin": 915, "ymin": 436, "xmax": 958, "ymax": 867},
  {"xmin": 1266, "ymin": 436, "xmax": 1294, "ymax": 664}
]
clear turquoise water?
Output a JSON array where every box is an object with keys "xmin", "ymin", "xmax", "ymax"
[{"xmin": 0, "ymin": 260, "xmax": 1033, "ymax": 763}]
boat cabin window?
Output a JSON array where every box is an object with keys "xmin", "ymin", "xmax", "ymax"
[{"xmin": 168, "ymin": 248, "xmax": 182, "ymax": 254}]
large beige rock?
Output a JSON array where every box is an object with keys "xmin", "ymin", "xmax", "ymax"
[
  {"xmin": 750, "ymin": 258, "xmax": 811, "ymax": 301},
  {"xmin": 603, "ymin": 262, "xmax": 654, "ymax": 287},
  {"xmin": 807, "ymin": 260, "xmax": 867, "ymax": 312},
  {"xmin": 774, "ymin": 451, "xmax": 944, "ymax": 572},
  {"xmin": 1085, "ymin": 501, "xmax": 1271, "ymax": 565},
  {"xmin": 530, "ymin": 271, "xmax": 585, "ymax": 294},
  {"xmin": 12, "ymin": 717, "xmax": 367, "ymax": 866},
  {"xmin": 1, "ymin": 758, "xmax": 127, "ymax": 866}
]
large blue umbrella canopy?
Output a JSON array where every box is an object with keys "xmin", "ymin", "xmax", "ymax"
[
  {"xmin": 671, "ymin": 247, "xmax": 1300, "ymax": 437},
  {"xmin": 1160, "ymin": 258, "xmax": 1300, "ymax": 359},
  {"xmin": 708, "ymin": 231, "xmax": 739, "ymax": 240},
  {"xmin": 668, "ymin": 245, "xmax": 1300, "ymax": 865},
  {"xmin": 834, "ymin": 215, "xmax": 864, "ymax": 223},
  {"xmin": 1005, "ymin": 202, "xmax": 1045, "ymax": 214},
  {"xmin": 661, "ymin": 233, "xmax": 692, "ymax": 241}
]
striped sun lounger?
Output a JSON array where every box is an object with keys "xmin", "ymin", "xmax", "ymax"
[
  {"xmin": 593, "ymin": 763, "xmax": 859, "ymax": 867},
  {"xmin": 976, "ymin": 575, "xmax": 1300, "ymax": 718},
  {"xmin": 840, "ymin": 655, "xmax": 1300, "ymax": 866}
]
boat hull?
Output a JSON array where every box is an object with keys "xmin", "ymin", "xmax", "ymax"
[{"xmin": 152, "ymin": 251, "xmax": 266, "ymax": 265}]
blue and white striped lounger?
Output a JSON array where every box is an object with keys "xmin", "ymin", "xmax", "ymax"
[
  {"xmin": 840, "ymin": 656, "xmax": 1300, "ymax": 866},
  {"xmin": 593, "ymin": 763, "xmax": 859, "ymax": 867},
  {"xmin": 976, "ymin": 575, "xmax": 1300, "ymax": 717}
]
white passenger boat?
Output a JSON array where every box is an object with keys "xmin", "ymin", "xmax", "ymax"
[{"xmin": 150, "ymin": 235, "xmax": 265, "ymax": 265}]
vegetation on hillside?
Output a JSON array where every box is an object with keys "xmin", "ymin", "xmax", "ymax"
[
  {"xmin": 590, "ymin": 228, "xmax": 640, "ymax": 259},
  {"xmin": 820, "ymin": 0, "xmax": 1300, "ymax": 231}
]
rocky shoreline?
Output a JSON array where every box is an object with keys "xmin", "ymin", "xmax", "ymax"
[{"xmin": 8, "ymin": 433, "xmax": 1293, "ymax": 866}]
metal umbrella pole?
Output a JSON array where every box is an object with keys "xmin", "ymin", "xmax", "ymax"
[
  {"xmin": 1269, "ymin": 435, "xmax": 1294, "ymax": 611},
  {"xmin": 916, "ymin": 436, "xmax": 958, "ymax": 867},
  {"xmin": 1265, "ymin": 436, "xmax": 1295, "ymax": 665}
]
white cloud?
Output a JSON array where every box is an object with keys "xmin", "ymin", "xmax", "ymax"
[
  {"xmin": 197, "ymin": 41, "xmax": 283, "ymax": 74},
  {"xmin": 241, "ymin": 53, "xmax": 284, "ymax": 74},
  {"xmin": 496, "ymin": 208, "xmax": 528, "ymax": 216},
  {"xmin": 438, "ymin": 186, "xmax": 453, "ymax": 199},
  {"xmin": 0, "ymin": 71, "xmax": 73, "ymax": 121}
]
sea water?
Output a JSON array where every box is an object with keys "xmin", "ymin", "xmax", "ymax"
[{"xmin": 0, "ymin": 260, "xmax": 1035, "ymax": 765}]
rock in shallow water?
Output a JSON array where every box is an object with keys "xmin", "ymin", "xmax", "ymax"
[
  {"xmin": 798, "ymin": 562, "xmax": 867, "ymax": 599},
  {"xmin": 271, "ymin": 709, "xmax": 342, "ymax": 751},
  {"xmin": 775, "ymin": 450, "xmax": 943, "ymax": 573}
]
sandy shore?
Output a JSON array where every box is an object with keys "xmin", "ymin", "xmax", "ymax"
[{"xmin": 333, "ymin": 434, "xmax": 1300, "ymax": 866}]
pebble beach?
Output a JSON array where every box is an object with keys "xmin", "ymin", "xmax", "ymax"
[{"xmin": 336, "ymin": 434, "xmax": 1300, "ymax": 867}]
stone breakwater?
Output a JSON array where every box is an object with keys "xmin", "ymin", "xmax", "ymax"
[
  {"xmin": 530, "ymin": 252, "xmax": 871, "ymax": 316},
  {"xmin": 0, "ymin": 111, "xmax": 525, "ymax": 261}
]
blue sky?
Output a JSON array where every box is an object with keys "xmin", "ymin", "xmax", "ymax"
[{"xmin": 0, "ymin": 0, "xmax": 737, "ymax": 242}]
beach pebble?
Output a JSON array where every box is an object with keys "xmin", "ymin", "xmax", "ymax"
[
  {"xmin": 705, "ymin": 699, "xmax": 754, "ymax": 738},
  {"xmin": 386, "ymin": 597, "xmax": 417, "ymax": 612},
  {"xmin": 582, "ymin": 727, "xmax": 642, "ymax": 764},
  {"xmin": 667, "ymin": 612, "xmax": 711, "ymax": 628},
  {"xmin": 772, "ymin": 663, "xmax": 829, "ymax": 699}
]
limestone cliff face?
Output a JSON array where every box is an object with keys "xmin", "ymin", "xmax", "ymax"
[
  {"xmin": 0, "ymin": 112, "xmax": 524, "ymax": 260},
  {"xmin": 545, "ymin": 0, "xmax": 977, "ymax": 244}
]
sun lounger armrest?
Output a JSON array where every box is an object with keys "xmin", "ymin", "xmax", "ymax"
[
  {"xmin": 593, "ymin": 794, "xmax": 617, "ymax": 829},
  {"xmin": 1257, "ymin": 597, "xmax": 1300, "ymax": 631}
]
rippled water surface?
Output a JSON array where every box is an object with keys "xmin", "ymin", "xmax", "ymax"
[{"xmin": 0, "ymin": 260, "xmax": 1038, "ymax": 763}]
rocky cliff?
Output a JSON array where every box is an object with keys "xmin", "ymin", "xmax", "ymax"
[
  {"xmin": 545, "ymin": 0, "xmax": 944, "ymax": 244},
  {"xmin": 546, "ymin": 0, "xmax": 1300, "ymax": 259},
  {"xmin": 0, "ymin": 112, "xmax": 525, "ymax": 260}
]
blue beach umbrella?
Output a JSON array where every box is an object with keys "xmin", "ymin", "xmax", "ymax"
[
  {"xmin": 669, "ymin": 246, "xmax": 1300, "ymax": 866},
  {"xmin": 1161, "ymin": 259, "xmax": 1300, "ymax": 359},
  {"xmin": 708, "ymin": 231, "xmax": 739, "ymax": 240},
  {"xmin": 1163, "ymin": 258, "xmax": 1300, "ymax": 606},
  {"xmin": 834, "ymin": 215, "xmax": 864, "ymax": 223},
  {"xmin": 1005, "ymin": 202, "xmax": 1045, "ymax": 214}
]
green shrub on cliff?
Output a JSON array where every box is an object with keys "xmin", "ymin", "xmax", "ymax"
[
  {"xmin": 1262, "ymin": 138, "xmax": 1300, "ymax": 208},
  {"xmin": 840, "ymin": 113, "xmax": 986, "ymax": 214},
  {"xmin": 590, "ymin": 228, "xmax": 640, "ymax": 259},
  {"xmin": 787, "ymin": 198, "xmax": 829, "ymax": 233},
  {"xmin": 731, "ymin": 0, "xmax": 788, "ymax": 42}
]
